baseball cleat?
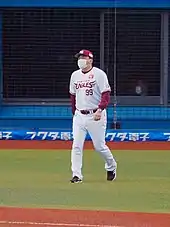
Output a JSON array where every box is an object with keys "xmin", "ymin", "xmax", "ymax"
[
  {"xmin": 107, "ymin": 170, "xmax": 116, "ymax": 181},
  {"xmin": 70, "ymin": 176, "xmax": 82, "ymax": 183}
]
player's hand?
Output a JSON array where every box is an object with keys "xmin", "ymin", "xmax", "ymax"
[{"xmin": 94, "ymin": 109, "xmax": 102, "ymax": 121}]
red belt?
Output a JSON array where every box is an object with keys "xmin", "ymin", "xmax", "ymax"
[{"xmin": 80, "ymin": 109, "xmax": 98, "ymax": 115}]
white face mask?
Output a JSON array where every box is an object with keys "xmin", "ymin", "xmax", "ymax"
[{"xmin": 78, "ymin": 59, "xmax": 88, "ymax": 69}]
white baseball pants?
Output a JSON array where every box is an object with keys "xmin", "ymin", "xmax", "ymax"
[{"xmin": 71, "ymin": 109, "xmax": 117, "ymax": 179}]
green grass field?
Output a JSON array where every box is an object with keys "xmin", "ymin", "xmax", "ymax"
[{"xmin": 0, "ymin": 149, "xmax": 170, "ymax": 213}]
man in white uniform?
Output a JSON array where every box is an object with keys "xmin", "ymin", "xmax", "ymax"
[{"xmin": 69, "ymin": 49, "xmax": 117, "ymax": 183}]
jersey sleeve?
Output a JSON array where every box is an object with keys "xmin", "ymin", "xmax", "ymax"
[
  {"xmin": 69, "ymin": 73, "xmax": 76, "ymax": 95},
  {"xmin": 97, "ymin": 70, "xmax": 111, "ymax": 93}
]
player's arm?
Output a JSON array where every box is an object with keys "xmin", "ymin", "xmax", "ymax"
[
  {"xmin": 98, "ymin": 91, "xmax": 111, "ymax": 111},
  {"xmin": 97, "ymin": 71, "xmax": 111, "ymax": 111},
  {"xmin": 69, "ymin": 74, "xmax": 76, "ymax": 115},
  {"xmin": 94, "ymin": 71, "xmax": 111, "ymax": 121},
  {"xmin": 70, "ymin": 94, "xmax": 76, "ymax": 115}
]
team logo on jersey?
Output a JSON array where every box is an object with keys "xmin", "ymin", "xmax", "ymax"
[
  {"xmin": 74, "ymin": 80, "xmax": 96, "ymax": 89},
  {"xmin": 89, "ymin": 74, "xmax": 94, "ymax": 79}
]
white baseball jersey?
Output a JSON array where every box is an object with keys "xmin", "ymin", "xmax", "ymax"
[{"xmin": 69, "ymin": 67, "xmax": 111, "ymax": 110}]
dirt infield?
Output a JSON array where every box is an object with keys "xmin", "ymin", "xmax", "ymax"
[
  {"xmin": 0, "ymin": 140, "xmax": 169, "ymax": 150},
  {"xmin": 0, "ymin": 207, "xmax": 170, "ymax": 227}
]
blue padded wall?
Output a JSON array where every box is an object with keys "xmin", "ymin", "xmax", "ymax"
[{"xmin": 0, "ymin": 105, "xmax": 170, "ymax": 130}]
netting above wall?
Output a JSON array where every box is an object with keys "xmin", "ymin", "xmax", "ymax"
[
  {"xmin": 104, "ymin": 11, "xmax": 161, "ymax": 96},
  {"xmin": 2, "ymin": 8, "xmax": 162, "ymax": 100},
  {"xmin": 3, "ymin": 8, "xmax": 100, "ymax": 99},
  {"xmin": 168, "ymin": 13, "xmax": 170, "ymax": 103}
]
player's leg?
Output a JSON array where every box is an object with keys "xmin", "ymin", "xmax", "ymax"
[
  {"xmin": 87, "ymin": 110, "xmax": 117, "ymax": 180},
  {"xmin": 71, "ymin": 111, "xmax": 87, "ymax": 182}
]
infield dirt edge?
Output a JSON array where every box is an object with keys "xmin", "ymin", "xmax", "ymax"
[{"xmin": 0, "ymin": 141, "xmax": 169, "ymax": 150}]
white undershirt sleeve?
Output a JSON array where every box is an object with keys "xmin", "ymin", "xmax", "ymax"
[{"xmin": 97, "ymin": 71, "xmax": 111, "ymax": 93}]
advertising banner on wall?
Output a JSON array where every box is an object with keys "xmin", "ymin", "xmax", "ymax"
[{"xmin": 0, "ymin": 130, "xmax": 170, "ymax": 141}]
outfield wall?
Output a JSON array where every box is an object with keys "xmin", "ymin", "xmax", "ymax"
[
  {"xmin": 0, "ymin": 1, "xmax": 169, "ymax": 131},
  {"xmin": 0, "ymin": 106, "xmax": 170, "ymax": 130},
  {"xmin": 1, "ymin": 129, "xmax": 170, "ymax": 142}
]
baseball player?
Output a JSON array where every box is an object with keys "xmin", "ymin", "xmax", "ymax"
[{"xmin": 69, "ymin": 49, "xmax": 117, "ymax": 183}]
